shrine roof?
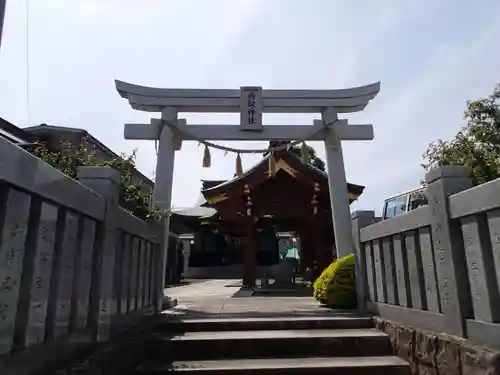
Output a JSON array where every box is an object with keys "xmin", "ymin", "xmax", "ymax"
[
  {"xmin": 171, "ymin": 205, "xmax": 216, "ymax": 218},
  {"xmin": 202, "ymin": 150, "xmax": 364, "ymax": 198},
  {"xmin": 201, "ymin": 180, "xmax": 227, "ymax": 190},
  {"xmin": 174, "ymin": 151, "xmax": 365, "ymax": 218},
  {"xmin": 171, "ymin": 192, "xmax": 217, "ymax": 218}
]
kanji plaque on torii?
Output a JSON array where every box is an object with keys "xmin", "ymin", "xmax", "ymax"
[
  {"xmin": 239, "ymin": 86, "xmax": 263, "ymax": 130},
  {"xmin": 115, "ymin": 80, "xmax": 380, "ymax": 287}
]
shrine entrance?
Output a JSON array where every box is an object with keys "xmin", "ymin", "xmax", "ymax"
[
  {"xmin": 115, "ymin": 81, "xmax": 380, "ymax": 288},
  {"xmin": 193, "ymin": 149, "xmax": 365, "ymax": 286}
]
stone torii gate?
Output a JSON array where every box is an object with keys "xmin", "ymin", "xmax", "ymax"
[{"xmin": 115, "ymin": 80, "xmax": 380, "ymax": 285}]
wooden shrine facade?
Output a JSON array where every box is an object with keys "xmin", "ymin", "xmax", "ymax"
[{"xmin": 177, "ymin": 150, "xmax": 364, "ymax": 287}]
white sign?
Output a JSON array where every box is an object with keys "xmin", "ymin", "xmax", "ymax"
[{"xmin": 239, "ymin": 86, "xmax": 263, "ymax": 131}]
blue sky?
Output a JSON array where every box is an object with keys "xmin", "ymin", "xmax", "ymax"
[{"xmin": 1, "ymin": 0, "xmax": 499, "ymax": 213}]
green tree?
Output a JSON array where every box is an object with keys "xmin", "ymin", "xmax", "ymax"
[
  {"xmin": 422, "ymin": 84, "xmax": 500, "ymax": 186},
  {"xmin": 31, "ymin": 138, "xmax": 162, "ymax": 221},
  {"xmin": 266, "ymin": 140, "xmax": 326, "ymax": 172}
]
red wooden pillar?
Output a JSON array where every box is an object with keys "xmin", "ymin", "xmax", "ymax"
[
  {"xmin": 297, "ymin": 229, "xmax": 307, "ymax": 269},
  {"xmin": 312, "ymin": 220, "xmax": 327, "ymax": 271},
  {"xmin": 323, "ymin": 217, "xmax": 336, "ymax": 261},
  {"xmin": 242, "ymin": 222, "xmax": 257, "ymax": 288},
  {"xmin": 313, "ymin": 219, "xmax": 335, "ymax": 271}
]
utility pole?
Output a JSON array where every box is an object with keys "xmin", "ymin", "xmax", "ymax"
[{"xmin": 0, "ymin": 0, "xmax": 6, "ymax": 50}]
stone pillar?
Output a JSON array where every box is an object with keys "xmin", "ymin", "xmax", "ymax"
[
  {"xmin": 242, "ymin": 223, "xmax": 257, "ymax": 288},
  {"xmin": 165, "ymin": 234, "xmax": 180, "ymax": 285},
  {"xmin": 77, "ymin": 166, "xmax": 120, "ymax": 342},
  {"xmin": 425, "ymin": 166, "xmax": 473, "ymax": 337},
  {"xmin": 181, "ymin": 238, "xmax": 191, "ymax": 276},
  {"xmin": 351, "ymin": 210, "xmax": 377, "ymax": 312},
  {"xmin": 322, "ymin": 108, "xmax": 355, "ymax": 258},
  {"xmin": 311, "ymin": 219, "xmax": 328, "ymax": 271},
  {"xmin": 297, "ymin": 228, "xmax": 313, "ymax": 270},
  {"xmin": 152, "ymin": 107, "xmax": 179, "ymax": 311},
  {"xmin": 278, "ymin": 238, "xmax": 287, "ymax": 261},
  {"xmin": 295, "ymin": 236, "xmax": 301, "ymax": 262}
]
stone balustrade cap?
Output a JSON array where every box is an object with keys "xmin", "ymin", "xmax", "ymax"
[
  {"xmin": 351, "ymin": 210, "xmax": 375, "ymax": 219},
  {"xmin": 179, "ymin": 233, "xmax": 195, "ymax": 240},
  {"xmin": 425, "ymin": 166, "xmax": 472, "ymax": 184},
  {"xmin": 77, "ymin": 166, "xmax": 121, "ymax": 183}
]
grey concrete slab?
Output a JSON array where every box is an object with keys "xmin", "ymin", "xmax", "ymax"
[
  {"xmin": 168, "ymin": 356, "xmax": 410, "ymax": 371},
  {"xmin": 129, "ymin": 236, "xmax": 139, "ymax": 311},
  {"xmin": 382, "ymin": 237, "xmax": 397, "ymax": 305},
  {"xmin": 53, "ymin": 211, "xmax": 79, "ymax": 339},
  {"xmin": 0, "ymin": 189, "xmax": 31, "ymax": 355},
  {"xmin": 160, "ymin": 315, "xmax": 373, "ymax": 333},
  {"xmin": 461, "ymin": 214, "xmax": 500, "ymax": 322},
  {"xmin": 144, "ymin": 242, "xmax": 152, "ymax": 308},
  {"xmin": 162, "ymin": 280, "xmax": 353, "ymax": 318},
  {"xmin": 372, "ymin": 240, "xmax": 386, "ymax": 303},
  {"xmin": 419, "ymin": 226, "xmax": 441, "ymax": 313},
  {"xmin": 173, "ymin": 316, "xmax": 370, "ymax": 324},
  {"xmin": 486, "ymin": 209, "xmax": 500, "ymax": 312},
  {"xmin": 120, "ymin": 233, "xmax": 132, "ymax": 313},
  {"xmin": 137, "ymin": 238, "xmax": 145, "ymax": 309},
  {"xmin": 404, "ymin": 230, "xmax": 425, "ymax": 309},
  {"xmin": 73, "ymin": 218, "xmax": 96, "ymax": 331},
  {"xmin": 171, "ymin": 329, "xmax": 384, "ymax": 341},
  {"xmin": 26, "ymin": 202, "xmax": 59, "ymax": 347},
  {"xmin": 393, "ymin": 233, "xmax": 410, "ymax": 307},
  {"xmin": 364, "ymin": 242, "xmax": 377, "ymax": 302}
]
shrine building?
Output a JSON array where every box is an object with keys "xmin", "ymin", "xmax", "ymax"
[{"xmin": 173, "ymin": 149, "xmax": 364, "ymax": 286}]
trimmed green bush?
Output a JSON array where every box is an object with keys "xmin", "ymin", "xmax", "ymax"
[{"xmin": 313, "ymin": 254, "xmax": 357, "ymax": 309}]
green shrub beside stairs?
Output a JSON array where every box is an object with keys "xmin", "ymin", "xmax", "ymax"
[{"xmin": 313, "ymin": 253, "xmax": 357, "ymax": 309}]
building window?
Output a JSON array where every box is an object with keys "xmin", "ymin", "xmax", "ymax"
[
  {"xmin": 409, "ymin": 190, "xmax": 428, "ymax": 211},
  {"xmin": 383, "ymin": 195, "xmax": 408, "ymax": 219}
]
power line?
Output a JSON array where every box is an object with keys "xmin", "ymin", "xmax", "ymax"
[
  {"xmin": 25, "ymin": 0, "xmax": 31, "ymax": 126},
  {"xmin": 0, "ymin": 0, "xmax": 6, "ymax": 50}
]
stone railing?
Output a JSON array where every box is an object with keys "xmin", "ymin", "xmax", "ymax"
[
  {"xmin": 352, "ymin": 166, "xmax": 500, "ymax": 373},
  {"xmin": 0, "ymin": 137, "xmax": 164, "ymax": 373}
]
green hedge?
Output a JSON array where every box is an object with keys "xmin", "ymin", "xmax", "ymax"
[{"xmin": 313, "ymin": 254, "xmax": 357, "ymax": 309}]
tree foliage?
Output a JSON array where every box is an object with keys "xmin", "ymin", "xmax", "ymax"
[
  {"xmin": 266, "ymin": 141, "xmax": 326, "ymax": 171},
  {"xmin": 423, "ymin": 84, "xmax": 500, "ymax": 186},
  {"xmin": 31, "ymin": 138, "xmax": 162, "ymax": 221}
]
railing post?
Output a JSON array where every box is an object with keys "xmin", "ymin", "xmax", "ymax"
[
  {"xmin": 180, "ymin": 235, "xmax": 193, "ymax": 277},
  {"xmin": 77, "ymin": 166, "xmax": 120, "ymax": 341},
  {"xmin": 425, "ymin": 166, "xmax": 473, "ymax": 337},
  {"xmin": 148, "ymin": 218, "xmax": 165, "ymax": 314},
  {"xmin": 351, "ymin": 210, "xmax": 376, "ymax": 312}
]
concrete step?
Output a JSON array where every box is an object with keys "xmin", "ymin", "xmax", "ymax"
[
  {"xmin": 146, "ymin": 329, "xmax": 392, "ymax": 361},
  {"xmin": 159, "ymin": 316, "xmax": 374, "ymax": 332},
  {"xmin": 136, "ymin": 356, "xmax": 411, "ymax": 375}
]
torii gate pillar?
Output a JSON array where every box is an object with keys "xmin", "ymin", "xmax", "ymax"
[
  {"xmin": 152, "ymin": 107, "xmax": 178, "ymax": 297},
  {"xmin": 322, "ymin": 108, "xmax": 355, "ymax": 258}
]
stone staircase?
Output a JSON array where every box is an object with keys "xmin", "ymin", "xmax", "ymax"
[{"xmin": 132, "ymin": 315, "xmax": 411, "ymax": 375}]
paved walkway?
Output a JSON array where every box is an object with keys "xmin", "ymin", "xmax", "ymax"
[{"xmin": 163, "ymin": 280, "xmax": 359, "ymax": 318}]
